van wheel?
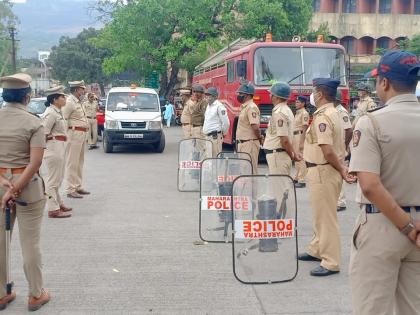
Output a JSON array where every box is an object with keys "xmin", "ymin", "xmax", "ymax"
[
  {"xmin": 154, "ymin": 133, "xmax": 165, "ymax": 153},
  {"xmin": 103, "ymin": 135, "xmax": 113, "ymax": 153}
]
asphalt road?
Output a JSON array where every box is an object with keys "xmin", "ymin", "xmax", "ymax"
[{"xmin": 6, "ymin": 126, "xmax": 358, "ymax": 314}]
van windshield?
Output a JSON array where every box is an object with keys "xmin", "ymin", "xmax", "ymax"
[{"xmin": 107, "ymin": 92, "xmax": 160, "ymax": 112}]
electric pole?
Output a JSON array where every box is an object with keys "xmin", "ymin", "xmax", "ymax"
[{"xmin": 8, "ymin": 26, "xmax": 17, "ymax": 73}]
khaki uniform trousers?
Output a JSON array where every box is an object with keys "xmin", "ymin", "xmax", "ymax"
[
  {"xmin": 206, "ymin": 133, "xmax": 223, "ymax": 158},
  {"xmin": 293, "ymin": 134, "xmax": 306, "ymax": 182},
  {"xmin": 65, "ymin": 129, "xmax": 86, "ymax": 194},
  {"xmin": 238, "ymin": 140, "xmax": 260, "ymax": 175},
  {"xmin": 44, "ymin": 140, "xmax": 66, "ymax": 211},
  {"xmin": 182, "ymin": 124, "xmax": 192, "ymax": 139},
  {"xmin": 350, "ymin": 209, "xmax": 420, "ymax": 315},
  {"xmin": 337, "ymin": 159, "xmax": 348, "ymax": 208},
  {"xmin": 306, "ymin": 164, "xmax": 342, "ymax": 271},
  {"xmin": 266, "ymin": 151, "xmax": 292, "ymax": 175},
  {"xmin": 87, "ymin": 118, "xmax": 98, "ymax": 146},
  {"xmin": 0, "ymin": 174, "xmax": 45, "ymax": 298}
]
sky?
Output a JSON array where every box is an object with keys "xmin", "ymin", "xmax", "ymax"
[{"xmin": 10, "ymin": 0, "xmax": 102, "ymax": 57}]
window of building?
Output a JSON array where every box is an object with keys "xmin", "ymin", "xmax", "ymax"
[
  {"xmin": 343, "ymin": 0, "xmax": 357, "ymax": 13},
  {"xmin": 227, "ymin": 61, "xmax": 235, "ymax": 83},
  {"xmin": 359, "ymin": 37, "xmax": 374, "ymax": 55},
  {"xmin": 359, "ymin": 0, "xmax": 376, "ymax": 13},
  {"xmin": 341, "ymin": 37, "xmax": 356, "ymax": 55},
  {"xmin": 416, "ymin": 0, "xmax": 420, "ymax": 14},
  {"xmin": 377, "ymin": 37, "xmax": 391, "ymax": 50},
  {"xmin": 312, "ymin": 0, "xmax": 321, "ymax": 12},
  {"xmin": 379, "ymin": 0, "xmax": 392, "ymax": 13}
]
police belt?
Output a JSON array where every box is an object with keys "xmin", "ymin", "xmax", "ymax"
[
  {"xmin": 0, "ymin": 167, "xmax": 26, "ymax": 175},
  {"xmin": 86, "ymin": 116, "xmax": 96, "ymax": 119},
  {"xmin": 365, "ymin": 204, "xmax": 420, "ymax": 214},
  {"xmin": 264, "ymin": 148, "xmax": 286, "ymax": 155},
  {"xmin": 206, "ymin": 130, "xmax": 221, "ymax": 137},
  {"xmin": 68, "ymin": 126, "xmax": 88, "ymax": 132},
  {"xmin": 192, "ymin": 124, "xmax": 202, "ymax": 127},
  {"xmin": 293, "ymin": 130, "xmax": 303, "ymax": 135},
  {"xmin": 236, "ymin": 139, "xmax": 258, "ymax": 144},
  {"xmin": 305, "ymin": 161, "xmax": 329, "ymax": 168},
  {"xmin": 47, "ymin": 135, "xmax": 67, "ymax": 142}
]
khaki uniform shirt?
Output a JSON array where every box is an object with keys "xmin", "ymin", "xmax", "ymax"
[
  {"xmin": 42, "ymin": 105, "xmax": 67, "ymax": 137},
  {"xmin": 303, "ymin": 103, "xmax": 344, "ymax": 164},
  {"xmin": 264, "ymin": 102, "xmax": 294, "ymax": 150},
  {"xmin": 190, "ymin": 98, "xmax": 207, "ymax": 126},
  {"xmin": 336, "ymin": 104, "xmax": 352, "ymax": 145},
  {"xmin": 181, "ymin": 98, "xmax": 194, "ymax": 124},
  {"xmin": 349, "ymin": 94, "xmax": 420, "ymax": 205},
  {"xmin": 0, "ymin": 103, "xmax": 45, "ymax": 168},
  {"xmin": 62, "ymin": 94, "xmax": 88, "ymax": 129},
  {"xmin": 354, "ymin": 96, "xmax": 376, "ymax": 125},
  {"xmin": 294, "ymin": 108, "xmax": 309, "ymax": 132},
  {"xmin": 236, "ymin": 99, "xmax": 260, "ymax": 140},
  {"xmin": 84, "ymin": 100, "xmax": 98, "ymax": 119}
]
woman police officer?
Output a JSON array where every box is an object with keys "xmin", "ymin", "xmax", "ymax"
[
  {"xmin": 0, "ymin": 73, "xmax": 50, "ymax": 311},
  {"xmin": 42, "ymin": 86, "xmax": 72, "ymax": 218}
]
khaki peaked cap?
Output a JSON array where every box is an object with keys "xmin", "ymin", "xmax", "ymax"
[{"xmin": 0, "ymin": 73, "xmax": 32, "ymax": 89}]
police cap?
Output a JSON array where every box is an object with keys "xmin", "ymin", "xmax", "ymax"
[
  {"xmin": 269, "ymin": 82, "xmax": 291, "ymax": 99},
  {"xmin": 236, "ymin": 82, "xmax": 255, "ymax": 95},
  {"xmin": 205, "ymin": 87, "xmax": 218, "ymax": 97},
  {"xmin": 357, "ymin": 83, "xmax": 371, "ymax": 92},
  {"xmin": 192, "ymin": 84, "xmax": 205, "ymax": 93},
  {"xmin": 366, "ymin": 50, "xmax": 420, "ymax": 81},
  {"xmin": 313, "ymin": 78, "xmax": 340, "ymax": 90},
  {"xmin": 68, "ymin": 80, "xmax": 86, "ymax": 89},
  {"xmin": 0, "ymin": 73, "xmax": 32, "ymax": 89},
  {"xmin": 45, "ymin": 85, "xmax": 65, "ymax": 97},
  {"xmin": 296, "ymin": 95, "xmax": 307, "ymax": 103}
]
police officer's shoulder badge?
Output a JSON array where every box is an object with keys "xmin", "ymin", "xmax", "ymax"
[
  {"xmin": 278, "ymin": 119, "xmax": 284, "ymax": 127},
  {"xmin": 353, "ymin": 130, "xmax": 361, "ymax": 147},
  {"xmin": 343, "ymin": 116, "xmax": 349, "ymax": 122},
  {"xmin": 304, "ymin": 116, "xmax": 308, "ymax": 122},
  {"xmin": 252, "ymin": 112, "xmax": 257, "ymax": 118},
  {"xmin": 318, "ymin": 123, "xmax": 327, "ymax": 132},
  {"xmin": 221, "ymin": 110, "xmax": 226, "ymax": 115}
]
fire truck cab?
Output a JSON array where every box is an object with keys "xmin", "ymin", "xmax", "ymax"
[{"xmin": 193, "ymin": 40, "xmax": 349, "ymax": 145}]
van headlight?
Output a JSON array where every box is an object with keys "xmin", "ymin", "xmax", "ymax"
[
  {"xmin": 105, "ymin": 120, "xmax": 119, "ymax": 129},
  {"xmin": 149, "ymin": 121, "xmax": 162, "ymax": 130}
]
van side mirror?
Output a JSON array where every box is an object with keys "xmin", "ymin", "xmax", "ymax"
[{"xmin": 236, "ymin": 60, "xmax": 247, "ymax": 78}]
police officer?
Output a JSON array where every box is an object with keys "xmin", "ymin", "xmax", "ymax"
[
  {"xmin": 190, "ymin": 84, "xmax": 208, "ymax": 140},
  {"xmin": 0, "ymin": 73, "xmax": 50, "ymax": 311},
  {"xmin": 63, "ymin": 80, "xmax": 90, "ymax": 198},
  {"xmin": 349, "ymin": 50, "xmax": 420, "ymax": 315},
  {"xmin": 180, "ymin": 89, "xmax": 193, "ymax": 139},
  {"xmin": 263, "ymin": 82, "xmax": 301, "ymax": 175},
  {"xmin": 42, "ymin": 86, "xmax": 72, "ymax": 218},
  {"xmin": 203, "ymin": 87, "xmax": 230, "ymax": 157},
  {"xmin": 235, "ymin": 82, "xmax": 262, "ymax": 174},
  {"xmin": 352, "ymin": 83, "xmax": 376, "ymax": 127},
  {"xmin": 335, "ymin": 90, "xmax": 353, "ymax": 212},
  {"xmin": 293, "ymin": 95, "xmax": 309, "ymax": 187},
  {"xmin": 298, "ymin": 78, "xmax": 350, "ymax": 277},
  {"xmin": 84, "ymin": 92, "xmax": 99, "ymax": 150}
]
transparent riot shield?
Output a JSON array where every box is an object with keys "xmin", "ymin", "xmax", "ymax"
[
  {"xmin": 231, "ymin": 175, "xmax": 298, "ymax": 284},
  {"xmin": 178, "ymin": 138, "xmax": 213, "ymax": 192},
  {"xmin": 200, "ymin": 158, "xmax": 252, "ymax": 243}
]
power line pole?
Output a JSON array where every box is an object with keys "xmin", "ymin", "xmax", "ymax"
[{"xmin": 8, "ymin": 26, "xmax": 17, "ymax": 73}]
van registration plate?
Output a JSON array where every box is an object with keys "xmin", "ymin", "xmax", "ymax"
[{"xmin": 124, "ymin": 134, "xmax": 144, "ymax": 139}]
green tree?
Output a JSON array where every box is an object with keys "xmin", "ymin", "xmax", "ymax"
[
  {"xmin": 0, "ymin": 0, "xmax": 17, "ymax": 76},
  {"xmin": 94, "ymin": 0, "xmax": 229, "ymax": 97},
  {"xmin": 48, "ymin": 28, "xmax": 111, "ymax": 94},
  {"xmin": 228, "ymin": 0, "xmax": 312, "ymax": 41},
  {"xmin": 405, "ymin": 34, "xmax": 420, "ymax": 56}
]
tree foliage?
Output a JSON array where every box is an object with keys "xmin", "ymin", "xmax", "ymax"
[
  {"xmin": 92, "ymin": 0, "xmax": 313, "ymax": 97},
  {"xmin": 48, "ymin": 28, "xmax": 111, "ymax": 93},
  {"xmin": 404, "ymin": 34, "xmax": 420, "ymax": 56},
  {"xmin": 0, "ymin": 0, "xmax": 17, "ymax": 75}
]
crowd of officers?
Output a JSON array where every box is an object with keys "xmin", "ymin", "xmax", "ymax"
[
  {"xmin": 0, "ymin": 75, "xmax": 99, "ymax": 311},
  {"xmin": 181, "ymin": 50, "xmax": 420, "ymax": 315}
]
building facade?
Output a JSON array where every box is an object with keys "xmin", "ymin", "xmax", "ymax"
[{"xmin": 311, "ymin": 0, "xmax": 420, "ymax": 58}]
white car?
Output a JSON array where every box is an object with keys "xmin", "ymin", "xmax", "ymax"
[
  {"xmin": 103, "ymin": 86, "xmax": 164, "ymax": 153},
  {"xmin": 27, "ymin": 97, "xmax": 47, "ymax": 117}
]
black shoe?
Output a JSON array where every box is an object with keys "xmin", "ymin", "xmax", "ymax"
[
  {"xmin": 295, "ymin": 182, "xmax": 306, "ymax": 188},
  {"xmin": 297, "ymin": 253, "xmax": 321, "ymax": 262},
  {"xmin": 310, "ymin": 266, "xmax": 339, "ymax": 277},
  {"xmin": 337, "ymin": 206, "xmax": 346, "ymax": 212}
]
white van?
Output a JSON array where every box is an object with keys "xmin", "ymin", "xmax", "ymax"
[{"xmin": 103, "ymin": 86, "xmax": 164, "ymax": 153}]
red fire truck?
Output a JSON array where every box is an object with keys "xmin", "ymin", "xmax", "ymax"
[{"xmin": 192, "ymin": 39, "xmax": 349, "ymax": 145}]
